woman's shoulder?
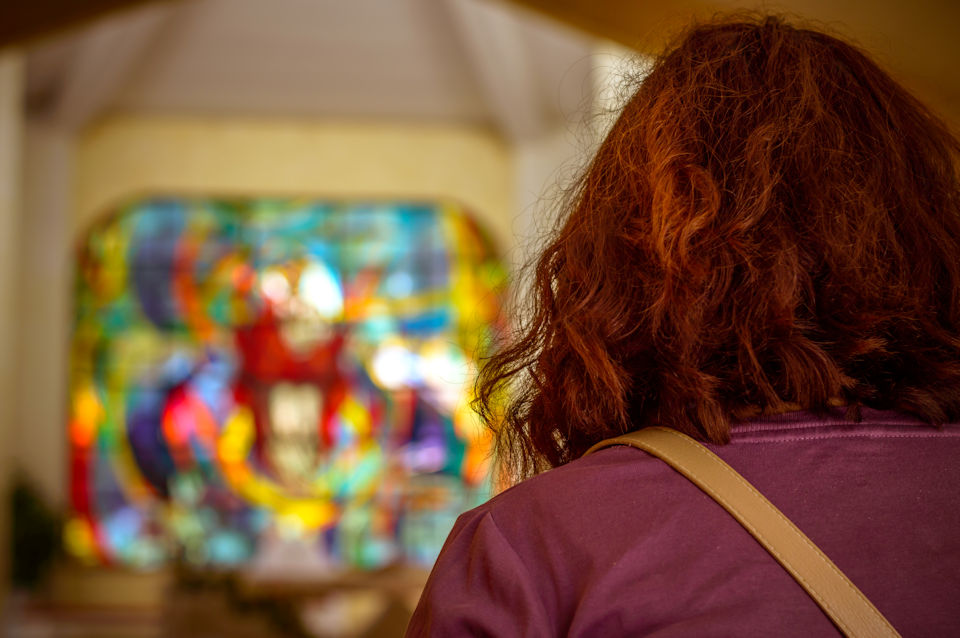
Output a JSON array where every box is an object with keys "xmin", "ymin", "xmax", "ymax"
[
  {"xmin": 475, "ymin": 444, "xmax": 699, "ymax": 553},
  {"xmin": 407, "ymin": 447, "xmax": 686, "ymax": 636},
  {"xmin": 484, "ymin": 445, "xmax": 667, "ymax": 516}
]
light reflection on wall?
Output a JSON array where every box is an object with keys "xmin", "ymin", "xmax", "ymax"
[{"xmin": 66, "ymin": 199, "xmax": 507, "ymax": 570}]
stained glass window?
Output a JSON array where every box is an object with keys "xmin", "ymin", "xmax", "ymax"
[{"xmin": 66, "ymin": 199, "xmax": 507, "ymax": 570}]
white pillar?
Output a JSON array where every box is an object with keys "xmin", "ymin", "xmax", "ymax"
[
  {"xmin": 509, "ymin": 42, "xmax": 644, "ymax": 283},
  {"xmin": 0, "ymin": 50, "xmax": 24, "ymax": 604},
  {"xmin": 512, "ymin": 126, "xmax": 583, "ymax": 272},
  {"xmin": 17, "ymin": 120, "xmax": 72, "ymax": 506}
]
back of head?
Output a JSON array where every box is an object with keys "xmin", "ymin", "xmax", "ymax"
[{"xmin": 478, "ymin": 14, "xmax": 960, "ymax": 481}]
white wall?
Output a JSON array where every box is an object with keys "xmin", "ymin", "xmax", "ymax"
[
  {"xmin": 511, "ymin": 125, "xmax": 586, "ymax": 277},
  {"xmin": 507, "ymin": 42, "xmax": 645, "ymax": 289}
]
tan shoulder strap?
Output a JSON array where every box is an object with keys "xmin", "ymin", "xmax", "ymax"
[{"xmin": 584, "ymin": 426, "xmax": 900, "ymax": 638}]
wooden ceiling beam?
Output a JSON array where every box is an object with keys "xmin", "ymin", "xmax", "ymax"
[
  {"xmin": 501, "ymin": 0, "xmax": 715, "ymax": 55},
  {"xmin": 0, "ymin": 0, "xmax": 172, "ymax": 49}
]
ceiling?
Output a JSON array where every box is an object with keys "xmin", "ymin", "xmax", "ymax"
[
  {"xmin": 24, "ymin": 0, "xmax": 598, "ymax": 141},
  {"xmin": 22, "ymin": 0, "xmax": 960, "ymax": 136}
]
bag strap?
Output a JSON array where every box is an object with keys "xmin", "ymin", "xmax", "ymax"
[{"xmin": 584, "ymin": 426, "xmax": 900, "ymax": 638}]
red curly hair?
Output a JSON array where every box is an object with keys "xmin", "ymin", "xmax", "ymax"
[{"xmin": 476, "ymin": 15, "xmax": 960, "ymax": 481}]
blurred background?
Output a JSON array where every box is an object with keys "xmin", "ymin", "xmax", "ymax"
[{"xmin": 0, "ymin": 0, "xmax": 956, "ymax": 636}]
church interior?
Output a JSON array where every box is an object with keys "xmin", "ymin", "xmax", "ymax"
[{"xmin": 0, "ymin": 0, "xmax": 956, "ymax": 636}]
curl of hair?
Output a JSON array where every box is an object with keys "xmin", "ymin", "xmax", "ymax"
[{"xmin": 475, "ymin": 14, "xmax": 960, "ymax": 482}]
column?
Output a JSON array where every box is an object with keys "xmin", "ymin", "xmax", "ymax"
[{"xmin": 0, "ymin": 50, "xmax": 24, "ymax": 605}]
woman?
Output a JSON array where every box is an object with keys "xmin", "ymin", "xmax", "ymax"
[{"xmin": 407, "ymin": 15, "xmax": 960, "ymax": 636}]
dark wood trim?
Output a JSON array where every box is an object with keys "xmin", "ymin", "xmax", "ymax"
[{"xmin": 1, "ymin": 0, "xmax": 172, "ymax": 49}]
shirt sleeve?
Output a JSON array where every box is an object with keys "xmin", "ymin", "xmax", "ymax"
[{"xmin": 405, "ymin": 505, "xmax": 554, "ymax": 637}]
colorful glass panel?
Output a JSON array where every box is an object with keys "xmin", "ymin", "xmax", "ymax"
[{"xmin": 66, "ymin": 199, "xmax": 507, "ymax": 569}]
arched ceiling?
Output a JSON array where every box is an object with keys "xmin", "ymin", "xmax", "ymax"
[
  {"xmin": 22, "ymin": 0, "xmax": 597, "ymax": 141},
  {"xmin": 14, "ymin": 0, "xmax": 960, "ymax": 133}
]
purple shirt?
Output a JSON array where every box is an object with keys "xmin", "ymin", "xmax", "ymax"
[{"xmin": 407, "ymin": 409, "xmax": 960, "ymax": 636}]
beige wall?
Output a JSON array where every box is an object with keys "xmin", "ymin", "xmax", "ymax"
[{"xmin": 75, "ymin": 116, "xmax": 515, "ymax": 251}]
